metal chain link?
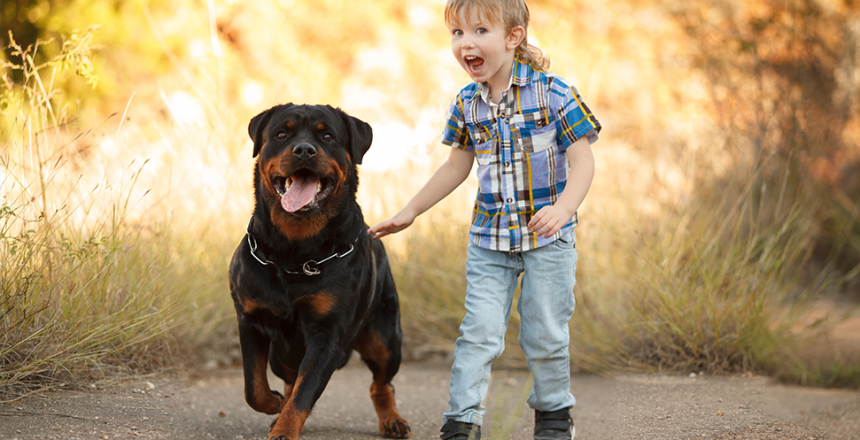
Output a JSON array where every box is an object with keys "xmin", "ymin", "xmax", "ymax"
[{"xmin": 245, "ymin": 216, "xmax": 357, "ymax": 276}]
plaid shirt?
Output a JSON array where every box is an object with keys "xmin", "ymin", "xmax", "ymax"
[{"xmin": 441, "ymin": 58, "xmax": 601, "ymax": 252}]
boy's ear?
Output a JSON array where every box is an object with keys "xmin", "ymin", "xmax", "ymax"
[{"xmin": 507, "ymin": 26, "xmax": 526, "ymax": 50}]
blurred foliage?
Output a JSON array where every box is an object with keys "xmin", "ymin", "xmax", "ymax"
[
  {"xmin": 1, "ymin": 27, "xmax": 99, "ymax": 134},
  {"xmin": 672, "ymin": 0, "xmax": 860, "ymax": 273},
  {"xmin": 2, "ymin": 0, "xmax": 457, "ymax": 133},
  {"xmin": 1, "ymin": 0, "xmax": 182, "ymax": 116}
]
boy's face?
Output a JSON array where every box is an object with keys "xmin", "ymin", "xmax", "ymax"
[{"xmin": 449, "ymin": 8, "xmax": 523, "ymax": 95}]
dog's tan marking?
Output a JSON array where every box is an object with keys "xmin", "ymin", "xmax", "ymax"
[
  {"xmin": 355, "ymin": 329, "xmax": 390, "ymax": 366},
  {"xmin": 269, "ymin": 406, "xmax": 310, "ymax": 440},
  {"xmin": 295, "ymin": 291, "xmax": 337, "ymax": 315},
  {"xmin": 271, "ymin": 214, "xmax": 328, "ymax": 241},
  {"xmin": 248, "ymin": 349, "xmax": 283, "ymax": 415},
  {"xmin": 370, "ymin": 381, "xmax": 410, "ymax": 438},
  {"xmin": 261, "ymin": 158, "xmax": 285, "ymax": 199},
  {"xmin": 269, "ymin": 374, "xmax": 310, "ymax": 439},
  {"xmin": 355, "ymin": 329, "xmax": 410, "ymax": 437},
  {"xmin": 239, "ymin": 296, "xmax": 262, "ymax": 314}
]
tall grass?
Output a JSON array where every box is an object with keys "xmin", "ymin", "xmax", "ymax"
[
  {"xmin": 573, "ymin": 174, "xmax": 825, "ymax": 373},
  {"xmin": 0, "ymin": 32, "xmax": 178, "ymax": 395},
  {"xmin": 0, "ymin": 31, "xmax": 241, "ymax": 397},
  {"xmin": 652, "ymin": 0, "xmax": 860, "ymax": 384}
]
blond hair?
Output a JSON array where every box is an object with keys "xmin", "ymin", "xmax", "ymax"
[{"xmin": 444, "ymin": 0, "xmax": 550, "ymax": 71}]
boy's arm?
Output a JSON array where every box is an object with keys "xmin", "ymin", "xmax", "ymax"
[
  {"xmin": 369, "ymin": 147, "xmax": 475, "ymax": 239},
  {"xmin": 527, "ymin": 137, "xmax": 595, "ymax": 238}
]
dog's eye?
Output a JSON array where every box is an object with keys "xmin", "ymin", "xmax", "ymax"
[
  {"xmin": 323, "ymin": 134, "xmax": 334, "ymax": 142},
  {"xmin": 277, "ymin": 131, "xmax": 287, "ymax": 140}
]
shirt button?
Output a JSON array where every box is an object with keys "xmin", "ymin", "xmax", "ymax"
[
  {"xmin": 504, "ymin": 162, "xmax": 510, "ymax": 167},
  {"xmin": 506, "ymin": 198, "xmax": 513, "ymax": 204}
]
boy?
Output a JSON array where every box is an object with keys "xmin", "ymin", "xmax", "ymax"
[{"xmin": 370, "ymin": 0, "xmax": 600, "ymax": 438}]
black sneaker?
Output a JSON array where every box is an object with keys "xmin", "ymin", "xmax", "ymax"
[
  {"xmin": 534, "ymin": 407, "xmax": 574, "ymax": 440},
  {"xmin": 440, "ymin": 419, "xmax": 481, "ymax": 440}
]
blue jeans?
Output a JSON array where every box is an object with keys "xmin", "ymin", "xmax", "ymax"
[{"xmin": 444, "ymin": 230, "xmax": 578, "ymax": 425}]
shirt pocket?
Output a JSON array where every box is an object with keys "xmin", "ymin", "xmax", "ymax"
[
  {"xmin": 465, "ymin": 119, "xmax": 496, "ymax": 166},
  {"xmin": 511, "ymin": 109, "xmax": 557, "ymax": 153}
]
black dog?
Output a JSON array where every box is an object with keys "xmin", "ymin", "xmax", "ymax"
[{"xmin": 228, "ymin": 104, "xmax": 410, "ymax": 440}]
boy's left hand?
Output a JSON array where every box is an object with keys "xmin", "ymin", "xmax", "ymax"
[
  {"xmin": 528, "ymin": 204, "xmax": 575, "ymax": 239},
  {"xmin": 528, "ymin": 138, "xmax": 594, "ymax": 239}
]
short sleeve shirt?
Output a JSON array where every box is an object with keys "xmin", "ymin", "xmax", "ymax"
[{"xmin": 441, "ymin": 58, "xmax": 601, "ymax": 253}]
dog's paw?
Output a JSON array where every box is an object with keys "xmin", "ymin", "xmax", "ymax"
[{"xmin": 380, "ymin": 418, "xmax": 411, "ymax": 439}]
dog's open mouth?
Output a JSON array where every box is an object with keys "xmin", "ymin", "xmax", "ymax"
[{"xmin": 273, "ymin": 169, "xmax": 335, "ymax": 213}]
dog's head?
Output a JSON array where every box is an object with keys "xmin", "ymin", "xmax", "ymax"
[{"xmin": 248, "ymin": 104, "xmax": 372, "ymax": 240}]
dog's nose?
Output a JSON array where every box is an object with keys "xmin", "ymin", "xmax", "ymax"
[{"xmin": 292, "ymin": 143, "xmax": 317, "ymax": 161}]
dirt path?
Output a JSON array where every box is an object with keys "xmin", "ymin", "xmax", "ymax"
[{"xmin": 1, "ymin": 361, "xmax": 858, "ymax": 440}]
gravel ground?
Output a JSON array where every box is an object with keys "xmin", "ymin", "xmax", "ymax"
[{"xmin": 1, "ymin": 361, "xmax": 857, "ymax": 440}]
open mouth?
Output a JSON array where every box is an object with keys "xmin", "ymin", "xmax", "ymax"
[
  {"xmin": 464, "ymin": 55, "xmax": 484, "ymax": 74},
  {"xmin": 272, "ymin": 169, "xmax": 335, "ymax": 213}
]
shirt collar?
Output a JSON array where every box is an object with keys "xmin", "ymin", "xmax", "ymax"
[
  {"xmin": 511, "ymin": 57, "xmax": 536, "ymax": 87},
  {"xmin": 477, "ymin": 57, "xmax": 535, "ymax": 104}
]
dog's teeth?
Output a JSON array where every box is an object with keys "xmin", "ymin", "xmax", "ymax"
[{"xmin": 316, "ymin": 181, "xmax": 322, "ymax": 194}]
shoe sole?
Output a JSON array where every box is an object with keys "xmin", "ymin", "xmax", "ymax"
[{"xmin": 534, "ymin": 426, "xmax": 575, "ymax": 440}]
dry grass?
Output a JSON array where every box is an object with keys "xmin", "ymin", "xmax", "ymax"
[{"xmin": 0, "ymin": 32, "xmax": 240, "ymax": 397}]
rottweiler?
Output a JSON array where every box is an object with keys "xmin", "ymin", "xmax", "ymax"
[{"xmin": 228, "ymin": 103, "xmax": 411, "ymax": 440}]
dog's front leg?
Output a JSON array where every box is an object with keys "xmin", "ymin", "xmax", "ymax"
[
  {"xmin": 267, "ymin": 333, "xmax": 343, "ymax": 440},
  {"xmin": 238, "ymin": 315, "xmax": 285, "ymax": 415}
]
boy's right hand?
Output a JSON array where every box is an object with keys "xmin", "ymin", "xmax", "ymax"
[{"xmin": 368, "ymin": 209, "xmax": 417, "ymax": 239}]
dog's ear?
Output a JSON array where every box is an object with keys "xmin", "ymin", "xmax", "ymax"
[
  {"xmin": 248, "ymin": 104, "xmax": 293, "ymax": 157},
  {"xmin": 339, "ymin": 110, "xmax": 373, "ymax": 165},
  {"xmin": 248, "ymin": 108, "xmax": 274, "ymax": 158}
]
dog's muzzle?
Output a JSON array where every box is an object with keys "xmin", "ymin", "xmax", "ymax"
[{"xmin": 293, "ymin": 143, "xmax": 317, "ymax": 161}]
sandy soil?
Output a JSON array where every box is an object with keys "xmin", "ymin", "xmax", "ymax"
[{"xmin": 1, "ymin": 361, "xmax": 858, "ymax": 440}]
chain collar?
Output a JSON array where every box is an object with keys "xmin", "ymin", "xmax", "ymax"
[{"xmin": 245, "ymin": 216, "xmax": 358, "ymax": 276}]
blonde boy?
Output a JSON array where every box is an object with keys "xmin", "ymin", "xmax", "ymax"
[{"xmin": 370, "ymin": 0, "xmax": 600, "ymax": 438}]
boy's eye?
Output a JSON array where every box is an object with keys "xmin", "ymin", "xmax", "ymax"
[
  {"xmin": 477, "ymin": 28, "xmax": 487, "ymax": 34},
  {"xmin": 451, "ymin": 29, "xmax": 463, "ymax": 36}
]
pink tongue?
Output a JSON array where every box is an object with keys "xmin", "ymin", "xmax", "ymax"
[
  {"xmin": 281, "ymin": 175, "xmax": 319, "ymax": 212},
  {"xmin": 469, "ymin": 58, "xmax": 483, "ymax": 72}
]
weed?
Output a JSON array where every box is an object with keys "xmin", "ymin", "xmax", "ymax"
[{"xmin": 0, "ymin": 30, "xmax": 178, "ymax": 397}]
